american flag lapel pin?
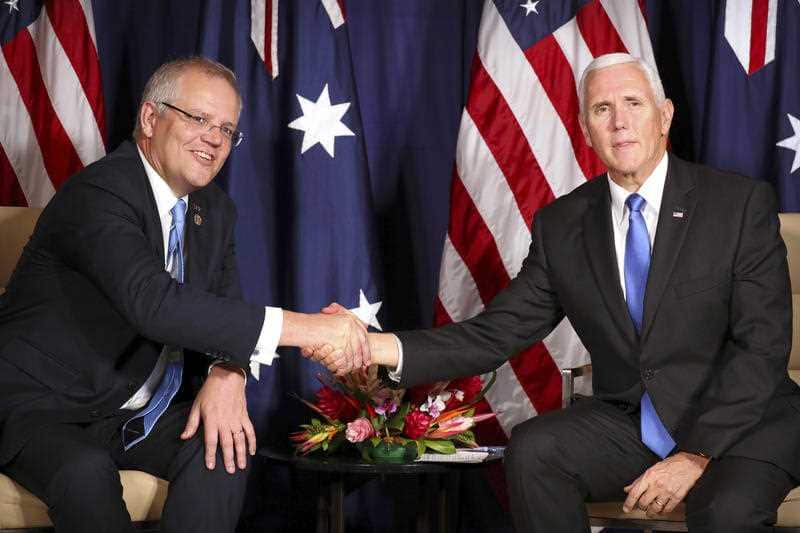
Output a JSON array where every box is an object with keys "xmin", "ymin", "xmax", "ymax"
[
  {"xmin": 191, "ymin": 203, "xmax": 203, "ymax": 226},
  {"xmin": 672, "ymin": 207, "xmax": 685, "ymax": 219}
]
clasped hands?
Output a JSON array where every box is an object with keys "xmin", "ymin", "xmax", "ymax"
[{"xmin": 299, "ymin": 302, "xmax": 371, "ymax": 375}]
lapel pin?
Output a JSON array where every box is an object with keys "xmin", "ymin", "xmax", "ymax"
[
  {"xmin": 194, "ymin": 213, "xmax": 203, "ymax": 226},
  {"xmin": 672, "ymin": 207, "xmax": 685, "ymax": 219}
]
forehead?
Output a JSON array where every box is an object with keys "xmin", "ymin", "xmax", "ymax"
[
  {"xmin": 584, "ymin": 63, "xmax": 653, "ymax": 102},
  {"xmin": 174, "ymin": 69, "xmax": 240, "ymax": 121}
]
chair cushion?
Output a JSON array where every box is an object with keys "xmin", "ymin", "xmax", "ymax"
[
  {"xmin": 587, "ymin": 486, "xmax": 800, "ymax": 528},
  {"xmin": 0, "ymin": 470, "xmax": 168, "ymax": 528}
]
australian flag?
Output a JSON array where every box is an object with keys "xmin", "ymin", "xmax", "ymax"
[{"xmin": 652, "ymin": 0, "xmax": 800, "ymax": 211}]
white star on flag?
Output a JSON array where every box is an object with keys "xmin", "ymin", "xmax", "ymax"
[
  {"xmin": 249, "ymin": 350, "xmax": 279, "ymax": 381},
  {"xmin": 349, "ymin": 289, "xmax": 382, "ymax": 330},
  {"xmin": 288, "ymin": 84, "xmax": 355, "ymax": 158},
  {"xmin": 5, "ymin": 0, "xmax": 19, "ymax": 13},
  {"xmin": 777, "ymin": 113, "xmax": 800, "ymax": 173},
  {"xmin": 520, "ymin": 0, "xmax": 540, "ymax": 15}
]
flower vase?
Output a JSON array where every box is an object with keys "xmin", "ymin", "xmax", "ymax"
[{"xmin": 368, "ymin": 441, "xmax": 413, "ymax": 464}]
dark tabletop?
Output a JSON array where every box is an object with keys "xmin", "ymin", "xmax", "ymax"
[{"xmin": 258, "ymin": 446, "xmax": 501, "ymax": 475}]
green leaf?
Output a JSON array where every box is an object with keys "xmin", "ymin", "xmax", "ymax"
[
  {"xmin": 370, "ymin": 436, "xmax": 381, "ymax": 447},
  {"xmin": 416, "ymin": 439, "xmax": 427, "ymax": 456},
  {"xmin": 423, "ymin": 439, "xmax": 456, "ymax": 454},
  {"xmin": 387, "ymin": 402, "xmax": 411, "ymax": 430}
]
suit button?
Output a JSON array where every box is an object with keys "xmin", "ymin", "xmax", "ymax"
[
  {"xmin": 642, "ymin": 369, "xmax": 655, "ymax": 380},
  {"xmin": 89, "ymin": 410, "xmax": 100, "ymax": 418}
]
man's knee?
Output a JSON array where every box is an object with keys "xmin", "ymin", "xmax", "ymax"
[
  {"xmin": 47, "ymin": 448, "xmax": 121, "ymax": 506},
  {"xmin": 506, "ymin": 416, "xmax": 563, "ymax": 477},
  {"xmin": 686, "ymin": 485, "xmax": 777, "ymax": 532}
]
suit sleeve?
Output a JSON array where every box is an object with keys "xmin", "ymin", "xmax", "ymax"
[
  {"xmin": 47, "ymin": 177, "xmax": 264, "ymax": 367},
  {"xmin": 396, "ymin": 210, "xmax": 566, "ymax": 387},
  {"xmin": 678, "ymin": 182, "xmax": 792, "ymax": 457}
]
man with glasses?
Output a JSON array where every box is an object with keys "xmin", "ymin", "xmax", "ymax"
[{"xmin": 0, "ymin": 57, "xmax": 367, "ymax": 533}]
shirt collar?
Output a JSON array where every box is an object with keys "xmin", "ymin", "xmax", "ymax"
[
  {"xmin": 609, "ymin": 151, "xmax": 668, "ymax": 227},
  {"xmin": 137, "ymin": 146, "xmax": 188, "ymax": 220}
]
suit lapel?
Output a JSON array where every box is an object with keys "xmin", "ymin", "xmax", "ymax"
[
  {"xmin": 185, "ymin": 193, "xmax": 211, "ymax": 288},
  {"xmin": 583, "ymin": 178, "xmax": 638, "ymax": 344},
  {"xmin": 129, "ymin": 141, "xmax": 165, "ymax": 260},
  {"xmin": 641, "ymin": 157, "xmax": 697, "ymax": 341}
]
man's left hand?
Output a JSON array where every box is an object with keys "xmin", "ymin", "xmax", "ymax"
[
  {"xmin": 623, "ymin": 452, "xmax": 710, "ymax": 516},
  {"xmin": 181, "ymin": 364, "xmax": 256, "ymax": 474}
]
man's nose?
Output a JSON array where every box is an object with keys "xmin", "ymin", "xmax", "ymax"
[
  {"xmin": 612, "ymin": 107, "xmax": 630, "ymax": 130},
  {"xmin": 201, "ymin": 125, "xmax": 225, "ymax": 146}
]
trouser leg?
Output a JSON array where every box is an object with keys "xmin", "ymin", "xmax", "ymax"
[
  {"xmin": 112, "ymin": 402, "xmax": 249, "ymax": 533},
  {"xmin": 1, "ymin": 423, "xmax": 134, "ymax": 533},
  {"xmin": 685, "ymin": 455, "xmax": 796, "ymax": 533},
  {"xmin": 504, "ymin": 398, "xmax": 658, "ymax": 533}
]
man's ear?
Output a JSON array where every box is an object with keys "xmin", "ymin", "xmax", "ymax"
[
  {"xmin": 579, "ymin": 115, "xmax": 593, "ymax": 147},
  {"xmin": 139, "ymin": 102, "xmax": 158, "ymax": 138},
  {"xmin": 660, "ymin": 99, "xmax": 675, "ymax": 136}
]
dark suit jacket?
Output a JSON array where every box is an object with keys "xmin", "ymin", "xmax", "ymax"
[
  {"xmin": 397, "ymin": 155, "xmax": 800, "ymax": 479},
  {"xmin": 0, "ymin": 141, "xmax": 265, "ymax": 465}
]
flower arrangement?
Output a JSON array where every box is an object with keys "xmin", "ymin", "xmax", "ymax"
[{"xmin": 290, "ymin": 367, "xmax": 496, "ymax": 462}]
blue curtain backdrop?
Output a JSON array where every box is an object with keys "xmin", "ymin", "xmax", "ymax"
[{"xmin": 15, "ymin": 0, "xmax": 795, "ymax": 530}]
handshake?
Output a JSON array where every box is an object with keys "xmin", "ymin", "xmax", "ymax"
[{"xmin": 283, "ymin": 303, "xmax": 377, "ymax": 376}]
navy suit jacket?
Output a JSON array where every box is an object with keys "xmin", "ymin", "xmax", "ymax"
[
  {"xmin": 397, "ymin": 156, "xmax": 800, "ymax": 479},
  {"xmin": 0, "ymin": 141, "xmax": 265, "ymax": 464}
]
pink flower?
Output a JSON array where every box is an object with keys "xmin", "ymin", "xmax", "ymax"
[
  {"xmin": 345, "ymin": 418, "xmax": 375, "ymax": 443},
  {"xmin": 374, "ymin": 399, "xmax": 398, "ymax": 416},
  {"xmin": 428, "ymin": 413, "xmax": 495, "ymax": 439},
  {"xmin": 403, "ymin": 410, "xmax": 433, "ymax": 440}
]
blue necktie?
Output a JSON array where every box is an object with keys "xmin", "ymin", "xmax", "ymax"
[
  {"xmin": 122, "ymin": 199, "xmax": 186, "ymax": 451},
  {"xmin": 624, "ymin": 193, "xmax": 675, "ymax": 459}
]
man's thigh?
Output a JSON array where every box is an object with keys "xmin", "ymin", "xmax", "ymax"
[
  {"xmin": 686, "ymin": 455, "xmax": 797, "ymax": 530},
  {"xmin": 1, "ymin": 421, "xmax": 122, "ymax": 505},
  {"xmin": 511, "ymin": 397, "xmax": 658, "ymax": 501},
  {"xmin": 111, "ymin": 402, "xmax": 193, "ymax": 478}
]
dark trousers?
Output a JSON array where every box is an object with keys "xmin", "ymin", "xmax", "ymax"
[
  {"xmin": 1, "ymin": 402, "xmax": 248, "ymax": 533},
  {"xmin": 504, "ymin": 398, "xmax": 796, "ymax": 533}
]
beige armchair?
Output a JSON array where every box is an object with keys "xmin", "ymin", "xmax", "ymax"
[
  {"xmin": 0, "ymin": 207, "xmax": 168, "ymax": 532},
  {"xmin": 561, "ymin": 212, "xmax": 800, "ymax": 532}
]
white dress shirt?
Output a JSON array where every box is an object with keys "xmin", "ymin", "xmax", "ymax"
[
  {"xmin": 121, "ymin": 148, "xmax": 282, "ymax": 409},
  {"xmin": 389, "ymin": 153, "xmax": 669, "ymax": 382}
]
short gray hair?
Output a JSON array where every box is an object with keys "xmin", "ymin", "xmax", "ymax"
[
  {"xmin": 577, "ymin": 53, "xmax": 665, "ymax": 116},
  {"xmin": 132, "ymin": 56, "xmax": 242, "ymax": 139}
]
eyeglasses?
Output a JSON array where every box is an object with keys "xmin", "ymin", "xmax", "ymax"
[{"xmin": 159, "ymin": 101, "xmax": 244, "ymax": 147}]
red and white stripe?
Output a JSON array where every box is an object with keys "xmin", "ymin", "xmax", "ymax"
[
  {"xmin": 251, "ymin": 0, "xmax": 279, "ymax": 79},
  {"xmin": 0, "ymin": 0, "xmax": 106, "ymax": 207},
  {"xmin": 251, "ymin": 0, "xmax": 346, "ymax": 79},
  {"xmin": 436, "ymin": 0, "xmax": 656, "ymax": 440},
  {"xmin": 724, "ymin": 0, "xmax": 778, "ymax": 75}
]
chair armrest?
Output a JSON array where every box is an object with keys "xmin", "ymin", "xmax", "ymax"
[{"xmin": 561, "ymin": 364, "xmax": 592, "ymax": 409}]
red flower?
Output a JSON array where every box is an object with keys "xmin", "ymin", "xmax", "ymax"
[
  {"xmin": 403, "ymin": 410, "xmax": 433, "ymax": 440},
  {"xmin": 315, "ymin": 386, "xmax": 359, "ymax": 422},
  {"xmin": 445, "ymin": 376, "xmax": 483, "ymax": 409},
  {"xmin": 408, "ymin": 384, "xmax": 436, "ymax": 406}
]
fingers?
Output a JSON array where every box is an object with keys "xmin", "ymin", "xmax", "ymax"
[
  {"xmin": 218, "ymin": 428, "xmax": 236, "ymax": 474},
  {"xmin": 203, "ymin": 423, "xmax": 220, "ymax": 471},
  {"xmin": 645, "ymin": 496, "xmax": 669, "ymax": 518},
  {"xmin": 181, "ymin": 404, "xmax": 201, "ymax": 441},
  {"xmin": 622, "ymin": 478, "xmax": 647, "ymax": 513},
  {"xmin": 243, "ymin": 417, "xmax": 257, "ymax": 456},
  {"xmin": 232, "ymin": 428, "xmax": 248, "ymax": 470},
  {"xmin": 322, "ymin": 302, "xmax": 347, "ymax": 314}
]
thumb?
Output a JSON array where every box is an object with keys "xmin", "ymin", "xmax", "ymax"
[
  {"xmin": 322, "ymin": 302, "xmax": 346, "ymax": 314},
  {"xmin": 181, "ymin": 404, "xmax": 201, "ymax": 440}
]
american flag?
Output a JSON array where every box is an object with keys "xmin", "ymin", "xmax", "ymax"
[
  {"xmin": 0, "ymin": 0, "xmax": 105, "ymax": 207},
  {"xmin": 438, "ymin": 0, "xmax": 656, "ymax": 444}
]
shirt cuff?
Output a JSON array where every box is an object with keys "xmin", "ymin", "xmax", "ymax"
[
  {"xmin": 250, "ymin": 306, "xmax": 283, "ymax": 366},
  {"xmin": 387, "ymin": 334, "xmax": 404, "ymax": 383}
]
